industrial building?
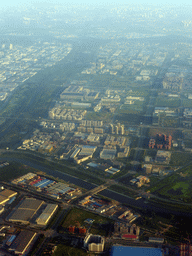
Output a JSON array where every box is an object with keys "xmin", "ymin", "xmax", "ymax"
[
  {"xmin": 100, "ymin": 147, "xmax": 116, "ymax": 160},
  {"xmin": 155, "ymin": 150, "xmax": 171, "ymax": 164},
  {"xmin": 9, "ymin": 230, "xmax": 37, "ymax": 255},
  {"xmin": 78, "ymin": 145, "xmax": 97, "ymax": 156},
  {"xmin": 8, "ymin": 197, "xmax": 59, "ymax": 227},
  {"xmin": 85, "ymin": 91, "xmax": 99, "ymax": 100},
  {"xmin": 79, "ymin": 195, "xmax": 112, "ymax": 214},
  {"xmin": 148, "ymin": 237, "xmax": 164, "ymax": 244},
  {"xmin": 72, "ymin": 145, "xmax": 97, "ymax": 164},
  {"xmin": 70, "ymin": 147, "xmax": 81, "ymax": 159},
  {"xmin": 110, "ymin": 246, "xmax": 164, "ymax": 256},
  {"xmin": 143, "ymin": 164, "xmax": 153, "ymax": 174},
  {"xmin": 87, "ymin": 162, "xmax": 120, "ymax": 175},
  {"xmin": 12, "ymin": 172, "xmax": 36, "ymax": 184},
  {"xmin": 12, "ymin": 172, "xmax": 78, "ymax": 199},
  {"xmin": 105, "ymin": 167, "xmax": 120, "ymax": 175},
  {"xmin": 45, "ymin": 181, "xmax": 75, "ymax": 198},
  {"xmin": 0, "ymin": 189, "xmax": 17, "ymax": 206},
  {"xmin": 36, "ymin": 203, "xmax": 58, "ymax": 226},
  {"xmin": 60, "ymin": 85, "xmax": 86, "ymax": 100},
  {"xmin": 33, "ymin": 178, "xmax": 55, "ymax": 189},
  {"xmin": 84, "ymin": 234, "xmax": 105, "ymax": 252},
  {"xmin": 7, "ymin": 197, "xmax": 44, "ymax": 225}
]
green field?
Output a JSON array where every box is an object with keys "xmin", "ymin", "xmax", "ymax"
[
  {"xmin": 109, "ymin": 184, "xmax": 138, "ymax": 197},
  {"xmin": 182, "ymin": 99, "xmax": 192, "ymax": 108},
  {"xmin": 118, "ymin": 101, "xmax": 145, "ymax": 113},
  {"xmin": 59, "ymin": 207, "xmax": 114, "ymax": 237},
  {"xmin": 115, "ymin": 112, "xmax": 143, "ymax": 125},
  {"xmin": 85, "ymin": 111, "xmax": 114, "ymax": 122},
  {"xmin": 149, "ymin": 163, "xmax": 192, "ymax": 202},
  {"xmin": 0, "ymin": 162, "xmax": 30, "ymax": 182},
  {"xmin": 155, "ymin": 96, "xmax": 181, "ymax": 108},
  {"xmin": 1, "ymin": 151, "xmax": 104, "ymax": 185},
  {"xmin": 53, "ymin": 244, "xmax": 87, "ymax": 256},
  {"xmin": 158, "ymin": 115, "xmax": 179, "ymax": 127},
  {"xmin": 170, "ymin": 152, "xmax": 192, "ymax": 166}
]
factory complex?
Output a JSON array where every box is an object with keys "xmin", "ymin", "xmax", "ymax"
[
  {"xmin": 11, "ymin": 172, "xmax": 81, "ymax": 200},
  {"xmin": 79, "ymin": 195, "xmax": 114, "ymax": 214},
  {"xmin": 70, "ymin": 145, "xmax": 97, "ymax": 164},
  {"xmin": 7, "ymin": 197, "xmax": 58, "ymax": 226},
  {"xmin": 87, "ymin": 162, "xmax": 120, "ymax": 175}
]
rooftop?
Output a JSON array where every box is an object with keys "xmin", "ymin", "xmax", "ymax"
[{"xmin": 111, "ymin": 246, "xmax": 163, "ymax": 256}]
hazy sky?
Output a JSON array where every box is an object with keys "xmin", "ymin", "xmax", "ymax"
[{"xmin": 1, "ymin": 0, "xmax": 192, "ymax": 7}]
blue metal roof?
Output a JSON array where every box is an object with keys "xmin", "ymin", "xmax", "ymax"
[{"xmin": 111, "ymin": 246, "xmax": 163, "ymax": 256}]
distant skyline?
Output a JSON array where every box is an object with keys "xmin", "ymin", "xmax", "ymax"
[{"xmin": 1, "ymin": 0, "xmax": 192, "ymax": 8}]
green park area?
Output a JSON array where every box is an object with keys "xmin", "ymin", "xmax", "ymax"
[
  {"xmin": 90, "ymin": 74, "xmax": 130, "ymax": 89},
  {"xmin": 118, "ymin": 101, "xmax": 144, "ymax": 113},
  {"xmin": 85, "ymin": 111, "xmax": 114, "ymax": 122},
  {"xmin": 59, "ymin": 207, "xmax": 114, "ymax": 237},
  {"xmin": 182, "ymin": 98, "xmax": 192, "ymax": 108},
  {"xmin": 158, "ymin": 114, "xmax": 179, "ymax": 127},
  {"xmin": 170, "ymin": 152, "xmax": 192, "ymax": 166},
  {"xmin": 155, "ymin": 96, "xmax": 181, "ymax": 108},
  {"xmin": 115, "ymin": 112, "xmax": 143, "ymax": 125},
  {"xmin": 0, "ymin": 162, "xmax": 30, "ymax": 182},
  {"xmin": 53, "ymin": 244, "xmax": 87, "ymax": 256}
]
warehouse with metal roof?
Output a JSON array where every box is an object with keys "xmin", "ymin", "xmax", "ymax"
[
  {"xmin": 0, "ymin": 189, "xmax": 17, "ymax": 205},
  {"xmin": 17, "ymin": 197, "xmax": 43, "ymax": 211},
  {"xmin": 36, "ymin": 203, "xmax": 58, "ymax": 226},
  {"xmin": 9, "ymin": 230, "xmax": 36, "ymax": 255},
  {"xmin": 7, "ymin": 197, "xmax": 44, "ymax": 225}
]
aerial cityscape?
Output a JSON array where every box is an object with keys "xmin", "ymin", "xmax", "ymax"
[{"xmin": 0, "ymin": 3, "xmax": 192, "ymax": 256}]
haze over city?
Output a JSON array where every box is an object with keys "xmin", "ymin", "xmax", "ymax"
[{"xmin": 0, "ymin": 2, "xmax": 192, "ymax": 256}]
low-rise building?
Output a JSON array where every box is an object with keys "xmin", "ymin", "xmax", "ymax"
[
  {"xmin": 9, "ymin": 230, "xmax": 36, "ymax": 255},
  {"xmin": 0, "ymin": 189, "xmax": 17, "ymax": 206}
]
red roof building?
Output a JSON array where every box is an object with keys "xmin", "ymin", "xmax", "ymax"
[{"xmin": 122, "ymin": 234, "xmax": 138, "ymax": 240}]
